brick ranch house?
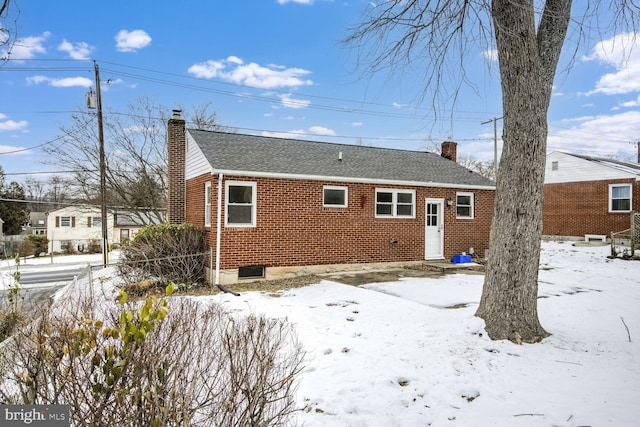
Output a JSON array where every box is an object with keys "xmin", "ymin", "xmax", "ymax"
[
  {"xmin": 167, "ymin": 111, "xmax": 496, "ymax": 284},
  {"xmin": 543, "ymin": 151, "xmax": 640, "ymax": 241}
]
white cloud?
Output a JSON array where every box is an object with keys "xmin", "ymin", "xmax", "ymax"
[
  {"xmin": 280, "ymin": 93, "xmax": 311, "ymax": 109},
  {"xmin": 0, "ymin": 118, "xmax": 28, "ymax": 131},
  {"xmin": 583, "ymin": 32, "xmax": 640, "ymax": 95},
  {"xmin": 620, "ymin": 95, "xmax": 640, "ymax": 107},
  {"xmin": 3, "ymin": 32, "xmax": 50, "ymax": 61},
  {"xmin": 115, "ymin": 29, "xmax": 152, "ymax": 52},
  {"xmin": 26, "ymin": 75, "xmax": 93, "ymax": 88},
  {"xmin": 0, "ymin": 144, "xmax": 31, "ymax": 155},
  {"xmin": 548, "ymin": 110, "xmax": 640, "ymax": 157},
  {"xmin": 308, "ymin": 126, "xmax": 336, "ymax": 136},
  {"xmin": 277, "ymin": 0, "xmax": 314, "ymax": 4},
  {"xmin": 261, "ymin": 126, "xmax": 334, "ymax": 138},
  {"xmin": 58, "ymin": 39, "xmax": 93, "ymax": 60},
  {"xmin": 261, "ymin": 130, "xmax": 306, "ymax": 138},
  {"xmin": 351, "ymin": 122, "xmax": 363, "ymax": 126},
  {"xmin": 188, "ymin": 56, "xmax": 313, "ymax": 89},
  {"xmin": 392, "ymin": 102, "xmax": 409, "ymax": 109},
  {"xmin": 482, "ymin": 49, "xmax": 498, "ymax": 61}
]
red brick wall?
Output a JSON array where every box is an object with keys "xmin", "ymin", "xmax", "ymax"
[
  {"xmin": 186, "ymin": 174, "xmax": 494, "ymax": 269},
  {"xmin": 543, "ymin": 179, "xmax": 637, "ymax": 237}
]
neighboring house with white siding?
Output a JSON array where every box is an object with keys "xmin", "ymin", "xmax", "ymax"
[
  {"xmin": 543, "ymin": 151, "xmax": 640, "ymax": 240},
  {"xmin": 47, "ymin": 206, "xmax": 165, "ymax": 253}
]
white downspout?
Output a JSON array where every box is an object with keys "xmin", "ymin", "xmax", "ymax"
[{"xmin": 215, "ymin": 172, "xmax": 223, "ymax": 285}]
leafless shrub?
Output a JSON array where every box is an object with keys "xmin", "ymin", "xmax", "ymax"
[
  {"xmin": 118, "ymin": 223, "xmax": 207, "ymax": 288},
  {"xmin": 0, "ymin": 292, "xmax": 305, "ymax": 427}
]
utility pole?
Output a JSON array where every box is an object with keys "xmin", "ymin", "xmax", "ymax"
[
  {"xmin": 481, "ymin": 116, "xmax": 503, "ymax": 179},
  {"xmin": 88, "ymin": 61, "xmax": 109, "ymax": 267}
]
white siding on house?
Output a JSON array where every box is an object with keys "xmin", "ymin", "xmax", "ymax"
[
  {"xmin": 46, "ymin": 206, "xmax": 116, "ymax": 253},
  {"xmin": 545, "ymin": 151, "xmax": 639, "ymax": 184},
  {"xmin": 185, "ymin": 132, "xmax": 213, "ymax": 180}
]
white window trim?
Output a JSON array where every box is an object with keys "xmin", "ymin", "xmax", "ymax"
[
  {"xmin": 456, "ymin": 192, "xmax": 475, "ymax": 219},
  {"xmin": 225, "ymin": 181, "xmax": 257, "ymax": 227},
  {"xmin": 609, "ymin": 183, "xmax": 632, "ymax": 213},
  {"xmin": 323, "ymin": 185, "xmax": 348, "ymax": 208},
  {"xmin": 375, "ymin": 188, "xmax": 416, "ymax": 218},
  {"xmin": 204, "ymin": 181, "xmax": 212, "ymax": 227},
  {"xmin": 60, "ymin": 216, "xmax": 71, "ymax": 227}
]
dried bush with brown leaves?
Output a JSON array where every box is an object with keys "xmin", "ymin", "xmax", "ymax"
[
  {"xmin": 0, "ymin": 291, "xmax": 305, "ymax": 427},
  {"xmin": 118, "ymin": 223, "xmax": 207, "ymax": 288}
]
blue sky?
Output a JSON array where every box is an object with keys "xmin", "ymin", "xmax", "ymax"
[{"xmin": 1, "ymin": 0, "xmax": 639, "ymax": 186}]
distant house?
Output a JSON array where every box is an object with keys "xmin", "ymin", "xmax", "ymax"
[
  {"xmin": 543, "ymin": 151, "xmax": 640, "ymax": 241},
  {"xmin": 47, "ymin": 206, "xmax": 164, "ymax": 253},
  {"xmin": 114, "ymin": 210, "xmax": 165, "ymax": 244},
  {"xmin": 26, "ymin": 212, "xmax": 47, "ymax": 235},
  {"xmin": 167, "ymin": 111, "xmax": 496, "ymax": 284}
]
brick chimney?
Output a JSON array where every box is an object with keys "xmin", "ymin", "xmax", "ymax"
[
  {"xmin": 167, "ymin": 109, "xmax": 186, "ymax": 224},
  {"xmin": 441, "ymin": 141, "xmax": 457, "ymax": 162}
]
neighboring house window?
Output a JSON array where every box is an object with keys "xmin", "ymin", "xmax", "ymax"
[
  {"xmin": 609, "ymin": 184, "xmax": 632, "ymax": 212},
  {"xmin": 226, "ymin": 181, "xmax": 256, "ymax": 227},
  {"xmin": 456, "ymin": 192, "xmax": 474, "ymax": 219},
  {"xmin": 120, "ymin": 229, "xmax": 130, "ymax": 242},
  {"xmin": 323, "ymin": 186, "xmax": 348, "ymax": 208},
  {"xmin": 375, "ymin": 189, "xmax": 415, "ymax": 218},
  {"xmin": 204, "ymin": 181, "xmax": 212, "ymax": 227},
  {"xmin": 89, "ymin": 217, "xmax": 101, "ymax": 227},
  {"xmin": 56, "ymin": 216, "xmax": 75, "ymax": 227},
  {"xmin": 551, "ymin": 161, "xmax": 559, "ymax": 171}
]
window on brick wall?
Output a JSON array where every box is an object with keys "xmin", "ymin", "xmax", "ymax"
[
  {"xmin": 456, "ymin": 192, "xmax": 474, "ymax": 219},
  {"xmin": 609, "ymin": 183, "xmax": 632, "ymax": 212},
  {"xmin": 226, "ymin": 181, "xmax": 256, "ymax": 227},
  {"xmin": 323, "ymin": 186, "xmax": 348, "ymax": 207},
  {"xmin": 375, "ymin": 189, "xmax": 415, "ymax": 218},
  {"xmin": 204, "ymin": 181, "xmax": 212, "ymax": 227}
]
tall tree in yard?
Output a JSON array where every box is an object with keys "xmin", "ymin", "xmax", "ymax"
[{"xmin": 347, "ymin": 1, "xmax": 638, "ymax": 343}]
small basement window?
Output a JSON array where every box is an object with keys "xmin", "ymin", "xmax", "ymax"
[{"xmin": 238, "ymin": 265, "xmax": 265, "ymax": 279}]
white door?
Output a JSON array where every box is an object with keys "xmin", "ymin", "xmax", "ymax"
[{"xmin": 425, "ymin": 198, "xmax": 444, "ymax": 259}]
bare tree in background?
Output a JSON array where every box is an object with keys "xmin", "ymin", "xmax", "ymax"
[
  {"xmin": 24, "ymin": 175, "xmax": 73, "ymax": 212},
  {"xmin": 43, "ymin": 97, "xmax": 222, "ymax": 223},
  {"xmin": 347, "ymin": 1, "xmax": 639, "ymax": 343},
  {"xmin": 427, "ymin": 141, "xmax": 495, "ymax": 181},
  {"xmin": 0, "ymin": 0, "xmax": 19, "ymax": 63}
]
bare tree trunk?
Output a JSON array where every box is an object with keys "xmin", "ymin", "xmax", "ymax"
[{"xmin": 476, "ymin": 0, "xmax": 572, "ymax": 343}]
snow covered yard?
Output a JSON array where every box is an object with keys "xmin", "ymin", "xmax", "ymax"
[{"xmin": 207, "ymin": 241, "xmax": 640, "ymax": 426}]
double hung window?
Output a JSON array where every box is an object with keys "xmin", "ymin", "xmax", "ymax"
[
  {"xmin": 226, "ymin": 181, "xmax": 257, "ymax": 226},
  {"xmin": 610, "ymin": 184, "xmax": 631, "ymax": 212},
  {"xmin": 456, "ymin": 193, "xmax": 474, "ymax": 219}
]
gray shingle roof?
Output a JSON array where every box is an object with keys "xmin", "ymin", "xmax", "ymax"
[{"xmin": 189, "ymin": 130, "xmax": 495, "ymax": 188}]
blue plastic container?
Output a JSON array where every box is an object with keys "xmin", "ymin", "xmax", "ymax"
[{"xmin": 452, "ymin": 254, "xmax": 472, "ymax": 264}]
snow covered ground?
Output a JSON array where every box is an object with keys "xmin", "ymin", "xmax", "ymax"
[
  {"xmin": 5, "ymin": 242, "xmax": 638, "ymax": 426},
  {"xmin": 207, "ymin": 241, "xmax": 640, "ymax": 426}
]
